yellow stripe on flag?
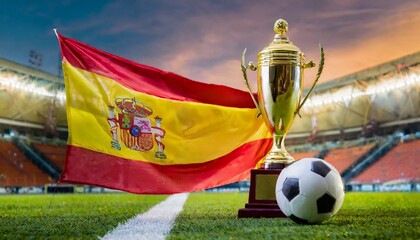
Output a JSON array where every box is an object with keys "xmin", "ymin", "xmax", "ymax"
[{"xmin": 64, "ymin": 62, "xmax": 271, "ymax": 165}]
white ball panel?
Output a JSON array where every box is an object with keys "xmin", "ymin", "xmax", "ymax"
[
  {"xmin": 325, "ymin": 171, "xmax": 344, "ymax": 198},
  {"xmin": 283, "ymin": 159, "xmax": 311, "ymax": 178},
  {"xmin": 276, "ymin": 192, "xmax": 292, "ymax": 216},
  {"xmin": 332, "ymin": 192, "xmax": 345, "ymax": 215},
  {"xmin": 275, "ymin": 171, "xmax": 287, "ymax": 194},
  {"xmin": 290, "ymin": 195, "xmax": 316, "ymax": 221},
  {"xmin": 299, "ymin": 172, "xmax": 328, "ymax": 201}
]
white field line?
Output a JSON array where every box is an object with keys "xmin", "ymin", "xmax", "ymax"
[{"xmin": 101, "ymin": 193, "xmax": 189, "ymax": 240}]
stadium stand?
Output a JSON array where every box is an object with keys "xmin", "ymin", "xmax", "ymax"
[
  {"xmin": 324, "ymin": 144, "xmax": 375, "ymax": 174},
  {"xmin": 0, "ymin": 140, "xmax": 53, "ymax": 187},
  {"xmin": 351, "ymin": 139, "xmax": 420, "ymax": 184},
  {"xmin": 291, "ymin": 151, "xmax": 319, "ymax": 160},
  {"xmin": 33, "ymin": 143, "xmax": 66, "ymax": 171}
]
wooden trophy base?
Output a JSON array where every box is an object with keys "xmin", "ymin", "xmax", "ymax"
[{"xmin": 238, "ymin": 169, "xmax": 286, "ymax": 218}]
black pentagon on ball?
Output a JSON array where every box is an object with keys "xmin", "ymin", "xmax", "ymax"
[
  {"xmin": 289, "ymin": 214, "xmax": 309, "ymax": 224},
  {"xmin": 311, "ymin": 160, "xmax": 331, "ymax": 177},
  {"xmin": 282, "ymin": 178, "xmax": 300, "ymax": 201},
  {"xmin": 317, "ymin": 193, "xmax": 336, "ymax": 214}
]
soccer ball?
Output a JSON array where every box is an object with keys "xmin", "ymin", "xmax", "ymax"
[{"xmin": 275, "ymin": 158, "xmax": 345, "ymax": 224}]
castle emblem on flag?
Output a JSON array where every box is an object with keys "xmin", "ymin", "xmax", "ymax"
[{"xmin": 107, "ymin": 97, "xmax": 167, "ymax": 159}]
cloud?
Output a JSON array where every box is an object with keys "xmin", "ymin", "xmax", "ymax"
[
  {"xmin": 315, "ymin": 8, "xmax": 382, "ymax": 19},
  {"xmin": 305, "ymin": 2, "xmax": 420, "ymax": 84},
  {"xmin": 128, "ymin": 1, "xmax": 279, "ymax": 88},
  {"xmin": 134, "ymin": 0, "xmax": 420, "ymax": 89},
  {"xmin": 47, "ymin": 0, "xmax": 420, "ymax": 90}
]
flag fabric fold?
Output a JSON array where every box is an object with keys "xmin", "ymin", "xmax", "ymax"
[{"xmin": 57, "ymin": 33, "xmax": 272, "ymax": 194}]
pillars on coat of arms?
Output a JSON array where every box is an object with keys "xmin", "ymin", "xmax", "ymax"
[
  {"xmin": 153, "ymin": 116, "xmax": 167, "ymax": 159},
  {"xmin": 107, "ymin": 106, "xmax": 121, "ymax": 150}
]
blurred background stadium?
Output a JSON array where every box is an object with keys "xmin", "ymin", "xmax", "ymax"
[{"xmin": 1, "ymin": 51, "xmax": 419, "ymax": 194}]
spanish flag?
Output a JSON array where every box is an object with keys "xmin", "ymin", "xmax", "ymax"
[{"xmin": 57, "ymin": 33, "xmax": 272, "ymax": 194}]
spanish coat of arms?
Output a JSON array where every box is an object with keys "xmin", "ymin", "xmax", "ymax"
[{"xmin": 107, "ymin": 97, "xmax": 166, "ymax": 159}]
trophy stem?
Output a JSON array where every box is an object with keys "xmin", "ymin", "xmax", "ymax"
[{"xmin": 264, "ymin": 134, "xmax": 295, "ymax": 169}]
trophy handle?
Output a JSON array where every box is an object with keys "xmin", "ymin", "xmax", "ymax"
[
  {"xmin": 241, "ymin": 48, "xmax": 262, "ymax": 117},
  {"xmin": 295, "ymin": 45, "xmax": 325, "ymax": 117}
]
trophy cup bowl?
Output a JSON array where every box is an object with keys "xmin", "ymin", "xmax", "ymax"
[{"xmin": 242, "ymin": 19, "xmax": 324, "ymax": 169}]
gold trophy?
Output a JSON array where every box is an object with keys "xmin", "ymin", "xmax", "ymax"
[
  {"xmin": 242, "ymin": 19, "xmax": 324, "ymax": 169},
  {"xmin": 238, "ymin": 19, "xmax": 324, "ymax": 218}
]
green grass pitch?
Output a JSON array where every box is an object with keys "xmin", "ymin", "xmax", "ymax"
[
  {"xmin": 169, "ymin": 192, "xmax": 420, "ymax": 239},
  {"xmin": 0, "ymin": 192, "xmax": 419, "ymax": 239},
  {"xmin": 0, "ymin": 193, "xmax": 167, "ymax": 239}
]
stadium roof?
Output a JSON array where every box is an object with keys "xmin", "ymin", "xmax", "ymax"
[
  {"xmin": 306, "ymin": 51, "xmax": 420, "ymax": 94},
  {"xmin": 0, "ymin": 58, "xmax": 66, "ymax": 133},
  {"xmin": 0, "ymin": 57, "xmax": 63, "ymax": 85},
  {"xmin": 292, "ymin": 51, "xmax": 420, "ymax": 140}
]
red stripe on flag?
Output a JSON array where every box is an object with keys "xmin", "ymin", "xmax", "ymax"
[
  {"xmin": 61, "ymin": 139, "xmax": 272, "ymax": 194},
  {"xmin": 57, "ymin": 34, "xmax": 257, "ymax": 108}
]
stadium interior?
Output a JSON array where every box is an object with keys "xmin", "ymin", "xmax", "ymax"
[{"xmin": 0, "ymin": 51, "xmax": 419, "ymax": 194}]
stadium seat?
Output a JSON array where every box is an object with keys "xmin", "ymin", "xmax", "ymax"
[
  {"xmin": 324, "ymin": 144, "xmax": 375, "ymax": 174},
  {"xmin": 0, "ymin": 141, "xmax": 54, "ymax": 187},
  {"xmin": 352, "ymin": 140, "xmax": 420, "ymax": 184}
]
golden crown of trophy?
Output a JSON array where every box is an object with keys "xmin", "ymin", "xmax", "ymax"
[
  {"xmin": 242, "ymin": 19, "xmax": 324, "ymax": 169},
  {"xmin": 238, "ymin": 19, "xmax": 324, "ymax": 218}
]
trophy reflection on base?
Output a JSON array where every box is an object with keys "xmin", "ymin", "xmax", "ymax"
[{"xmin": 238, "ymin": 19, "xmax": 324, "ymax": 218}]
